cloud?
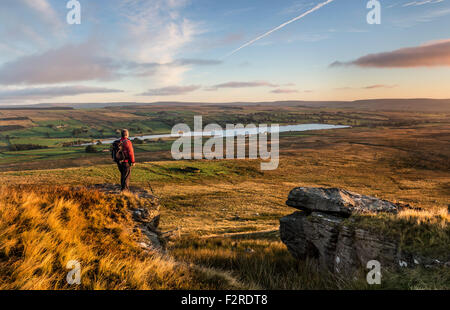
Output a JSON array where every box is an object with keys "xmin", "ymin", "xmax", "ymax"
[
  {"xmin": 362, "ymin": 84, "xmax": 397, "ymax": 89},
  {"xmin": 280, "ymin": 2, "xmax": 315, "ymax": 15},
  {"xmin": 0, "ymin": 42, "xmax": 119, "ymax": 85},
  {"xmin": 226, "ymin": 0, "xmax": 335, "ymax": 57},
  {"xmin": 0, "ymin": 37, "xmax": 221, "ymax": 85},
  {"xmin": 391, "ymin": 1, "xmax": 450, "ymax": 27},
  {"xmin": 124, "ymin": 58, "xmax": 222, "ymax": 78},
  {"xmin": 140, "ymin": 85, "xmax": 200, "ymax": 96},
  {"xmin": 271, "ymin": 88, "xmax": 298, "ymax": 94},
  {"xmin": 208, "ymin": 81, "xmax": 279, "ymax": 90},
  {"xmin": 335, "ymin": 85, "xmax": 398, "ymax": 90},
  {"xmin": 402, "ymin": 0, "xmax": 445, "ymax": 7},
  {"xmin": 0, "ymin": 0, "xmax": 66, "ymax": 56},
  {"xmin": 330, "ymin": 39, "xmax": 450, "ymax": 68},
  {"xmin": 0, "ymin": 0, "xmax": 216, "ymax": 90},
  {"xmin": 115, "ymin": 0, "xmax": 198, "ymax": 85},
  {"xmin": 21, "ymin": 0, "xmax": 63, "ymax": 29},
  {"xmin": 0, "ymin": 86, "xmax": 123, "ymax": 102},
  {"xmin": 173, "ymin": 59, "xmax": 223, "ymax": 66}
]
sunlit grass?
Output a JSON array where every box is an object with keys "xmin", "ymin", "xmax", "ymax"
[{"xmin": 0, "ymin": 186, "xmax": 243, "ymax": 290}]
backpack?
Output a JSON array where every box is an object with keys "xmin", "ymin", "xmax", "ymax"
[{"xmin": 111, "ymin": 139, "xmax": 126, "ymax": 163}]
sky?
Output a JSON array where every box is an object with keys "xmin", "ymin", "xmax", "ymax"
[{"xmin": 0, "ymin": 0, "xmax": 450, "ymax": 105}]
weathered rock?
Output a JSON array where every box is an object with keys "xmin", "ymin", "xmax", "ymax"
[
  {"xmin": 280, "ymin": 187, "xmax": 414, "ymax": 276},
  {"xmin": 90, "ymin": 183, "xmax": 162, "ymax": 250},
  {"xmin": 286, "ymin": 187, "xmax": 399, "ymax": 216}
]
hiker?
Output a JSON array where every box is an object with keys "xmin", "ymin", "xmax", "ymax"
[{"xmin": 111, "ymin": 129, "xmax": 135, "ymax": 191}]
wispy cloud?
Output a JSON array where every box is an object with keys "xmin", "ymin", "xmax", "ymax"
[
  {"xmin": 226, "ymin": 0, "xmax": 335, "ymax": 57},
  {"xmin": 330, "ymin": 39, "xmax": 450, "ymax": 68},
  {"xmin": 0, "ymin": 86, "xmax": 123, "ymax": 102},
  {"xmin": 116, "ymin": 0, "xmax": 197, "ymax": 86},
  {"xmin": 121, "ymin": 18, "xmax": 196, "ymax": 65},
  {"xmin": 0, "ymin": 38, "xmax": 222, "ymax": 85},
  {"xmin": 271, "ymin": 88, "xmax": 299, "ymax": 94},
  {"xmin": 335, "ymin": 85, "xmax": 398, "ymax": 90},
  {"xmin": 0, "ymin": 42, "xmax": 118, "ymax": 85},
  {"xmin": 402, "ymin": 0, "xmax": 445, "ymax": 7},
  {"xmin": 207, "ymin": 81, "xmax": 280, "ymax": 90},
  {"xmin": 172, "ymin": 59, "xmax": 223, "ymax": 66},
  {"xmin": 0, "ymin": 0, "xmax": 66, "ymax": 56},
  {"xmin": 21, "ymin": 0, "xmax": 63, "ymax": 30},
  {"xmin": 363, "ymin": 84, "xmax": 398, "ymax": 89},
  {"xmin": 140, "ymin": 85, "xmax": 201, "ymax": 96},
  {"xmin": 392, "ymin": 1, "xmax": 450, "ymax": 27}
]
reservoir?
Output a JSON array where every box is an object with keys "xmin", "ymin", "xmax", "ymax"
[{"xmin": 82, "ymin": 123, "xmax": 350, "ymax": 146}]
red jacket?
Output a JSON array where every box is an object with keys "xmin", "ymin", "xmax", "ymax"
[{"xmin": 120, "ymin": 138, "xmax": 135, "ymax": 163}]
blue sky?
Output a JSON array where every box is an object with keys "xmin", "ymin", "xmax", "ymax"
[{"xmin": 1, "ymin": 0, "xmax": 450, "ymax": 104}]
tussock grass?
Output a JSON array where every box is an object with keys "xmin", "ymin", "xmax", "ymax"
[
  {"xmin": 169, "ymin": 234, "xmax": 364, "ymax": 290},
  {"xmin": 349, "ymin": 208, "xmax": 449, "ymax": 261},
  {"xmin": 0, "ymin": 186, "xmax": 242, "ymax": 290},
  {"xmin": 169, "ymin": 231, "xmax": 450, "ymax": 290}
]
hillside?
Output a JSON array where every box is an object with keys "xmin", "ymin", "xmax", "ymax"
[
  {"xmin": 0, "ymin": 102, "xmax": 448, "ymax": 289},
  {"xmin": 1, "ymin": 154, "xmax": 448, "ymax": 289},
  {"xmin": 2, "ymin": 98, "xmax": 450, "ymax": 112},
  {"xmin": 0, "ymin": 185, "xmax": 245, "ymax": 290}
]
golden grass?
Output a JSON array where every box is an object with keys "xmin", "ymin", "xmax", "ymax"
[
  {"xmin": 349, "ymin": 207, "xmax": 449, "ymax": 261},
  {"xmin": 0, "ymin": 186, "xmax": 243, "ymax": 290},
  {"xmin": 169, "ymin": 234, "xmax": 351, "ymax": 290}
]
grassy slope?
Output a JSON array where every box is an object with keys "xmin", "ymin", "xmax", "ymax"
[
  {"xmin": 1, "ymin": 155, "xmax": 448, "ymax": 289},
  {"xmin": 0, "ymin": 186, "xmax": 243, "ymax": 290}
]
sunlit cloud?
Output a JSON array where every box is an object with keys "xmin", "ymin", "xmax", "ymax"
[
  {"xmin": 335, "ymin": 85, "xmax": 398, "ymax": 90},
  {"xmin": 0, "ymin": 42, "xmax": 118, "ymax": 85},
  {"xmin": 363, "ymin": 84, "xmax": 398, "ymax": 89},
  {"xmin": 0, "ymin": 85, "xmax": 123, "ymax": 102},
  {"xmin": 271, "ymin": 88, "xmax": 298, "ymax": 94},
  {"xmin": 140, "ymin": 85, "xmax": 201, "ymax": 96},
  {"xmin": 208, "ymin": 81, "xmax": 279, "ymax": 90},
  {"xmin": 330, "ymin": 39, "xmax": 450, "ymax": 68},
  {"xmin": 115, "ymin": 0, "xmax": 198, "ymax": 86}
]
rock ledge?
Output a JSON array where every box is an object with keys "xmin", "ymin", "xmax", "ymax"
[{"xmin": 280, "ymin": 187, "xmax": 427, "ymax": 275}]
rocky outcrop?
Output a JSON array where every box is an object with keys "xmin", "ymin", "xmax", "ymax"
[
  {"xmin": 131, "ymin": 199, "xmax": 162, "ymax": 250},
  {"xmin": 280, "ymin": 187, "xmax": 416, "ymax": 276},
  {"xmin": 286, "ymin": 187, "xmax": 400, "ymax": 216},
  {"xmin": 91, "ymin": 184, "xmax": 162, "ymax": 250}
]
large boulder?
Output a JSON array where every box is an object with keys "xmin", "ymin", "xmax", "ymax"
[
  {"xmin": 280, "ymin": 187, "xmax": 410, "ymax": 276},
  {"xmin": 286, "ymin": 187, "xmax": 399, "ymax": 216}
]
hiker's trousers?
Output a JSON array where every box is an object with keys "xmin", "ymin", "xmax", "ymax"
[{"xmin": 117, "ymin": 162, "xmax": 131, "ymax": 191}]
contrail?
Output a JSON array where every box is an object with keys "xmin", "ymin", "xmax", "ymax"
[{"xmin": 225, "ymin": 0, "xmax": 335, "ymax": 58}]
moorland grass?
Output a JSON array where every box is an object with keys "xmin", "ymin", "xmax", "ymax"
[{"xmin": 0, "ymin": 186, "xmax": 243, "ymax": 290}]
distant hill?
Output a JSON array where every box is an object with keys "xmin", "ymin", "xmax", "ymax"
[
  {"xmin": 0, "ymin": 106, "xmax": 74, "ymax": 110},
  {"xmin": 1, "ymin": 98, "xmax": 449, "ymax": 112},
  {"xmin": 341, "ymin": 99, "xmax": 450, "ymax": 112}
]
